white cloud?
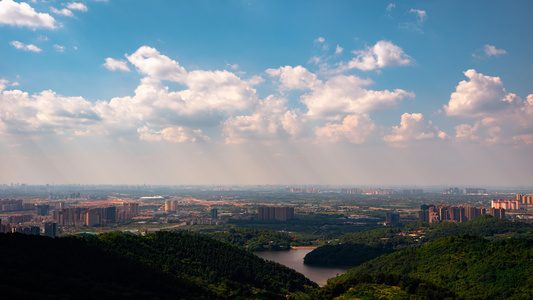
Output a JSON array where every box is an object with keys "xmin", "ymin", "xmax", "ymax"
[
  {"xmin": 339, "ymin": 40, "xmax": 413, "ymax": 72},
  {"xmin": 138, "ymin": 126, "xmax": 209, "ymax": 143},
  {"xmin": 335, "ymin": 45, "xmax": 343, "ymax": 55},
  {"xmin": 455, "ymin": 122, "xmax": 480, "ymax": 140},
  {"xmin": 54, "ymin": 44, "xmax": 65, "ymax": 52},
  {"xmin": 99, "ymin": 46, "xmax": 260, "ymax": 130},
  {"xmin": 386, "ymin": 3, "xmax": 395, "ymax": 13},
  {"xmin": 308, "ymin": 56, "xmax": 321, "ymax": 65},
  {"xmin": 315, "ymin": 37, "xmax": 325, "ymax": 44},
  {"xmin": 103, "ymin": 57, "xmax": 130, "ymax": 72},
  {"xmin": 484, "ymin": 45, "xmax": 507, "ymax": 57},
  {"xmin": 301, "ymin": 74, "xmax": 414, "ymax": 118},
  {"xmin": 50, "ymin": 7, "xmax": 73, "ymax": 17},
  {"xmin": 126, "ymin": 46, "xmax": 187, "ymax": 82},
  {"xmin": 444, "ymin": 69, "xmax": 520, "ymax": 117},
  {"xmin": 0, "ymin": 87, "xmax": 100, "ymax": 136},
  {"xmin": 473, "ymin": 44, "xmax": 507, "ymax": 59},
  {"xmin": 410, "ymin": 9, "xmax": 427, "ymax": 23},
  {"xmin": 384, "ymin": 113, "xmax": 447, "ymax": 145},
  {"xmin": 66, "ymin": 2, "xmax": 88, "ymax": 12},
  {"xmin": 315, "ymin": 114, "xmax": 375, "ymax": 144},
  {"xmin": 223, "ymin": 96, "xmax": 305, "ymax": 143},
  {"xmin": 10, "ymin": 41, "xmax": 42, "ymax": 52},
  {"xmin": 0, "ymin": 46, "xmax": 262, "ymax": 143},
  {"xmin": 0, "ymin": 0, "xmax": 56, "ymax": 28},
  {"xmin": 266, "ymin": 65, "xmax": 321, "ymax": 90}
]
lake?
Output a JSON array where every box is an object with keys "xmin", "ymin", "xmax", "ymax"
[{"xmin": 254, "ymin": 248, "xmax": 349, "ymax": 286}]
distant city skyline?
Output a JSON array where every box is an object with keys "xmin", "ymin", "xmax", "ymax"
[{"xmin": 1, "ymin": 1, "xmax": 533, "ymax": 186}]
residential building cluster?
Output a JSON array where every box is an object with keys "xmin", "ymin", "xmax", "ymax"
[
  {"xmin": 443, "ymin": 187, "xmax": 487, "ymax": 195},
  {"xmin": 517, "ymin": 194, "xmax": 533, "ymax": 205},
  {"xmin": 258, "ymin": 206, "xmax": 294, "ymax": 221},
  {"xmin": 164, "ymin": 199, "xmax": 179, "ymax": 212},
  {"xmin": 53, "ymin": 202, "xmax": 139, "ymax": 226},
  {"xmin": 342, "ymin": 188, "xmax": 395, "ymax": 195},
  {"xmin": 491, "ymin": 199, "xmax": 521, "ymax": 210},
  {"xmin": 286, "ymin": 187, "xmax": 321, "ymax": 193},
  {"xmin": 0, "ymin": 199, "xmax": 34, "ymax": 212},
  {"xmin": 401, "ymin": 189, "xmax": 424, "ymax": 195},
  {"xmin": 0, "ymin": 219, "xmax": 58, "ymax": 237},
  {"xmin": 418, "ymin": 205, "xmax": 497, "ymax": 223}
]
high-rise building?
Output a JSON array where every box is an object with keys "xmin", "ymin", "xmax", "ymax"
[
  {"xmin": 489, "ymin": 208, "xmax": 505, "ymax": 219},
  {"xmin": 44, "ymin": 222, "xmax": 57, "ymax": 238},
  {"xmin": 123, "ymin": 202, "xmax": 140, "ymax": 217},
  {"xmin": 211, "ymin": 208, "xmax": 218, "ymax": 219},
  {"xmin": 165, "ymin": 200, "xmax": 179, "ymax": 212},
  {"xmin": 36, "ymin": 204, "xmax": 50, "ymax": 216},
  {"xmin": 102, "ymin": 206, "xmax": 117, "ymax": 225},
  {"xmin": 385, "ymin": 213, "xmax": 400, "ymax": 224},
  {"xmin": 258, "ymin": 206, "xmax": 294, "ymax": 221}
]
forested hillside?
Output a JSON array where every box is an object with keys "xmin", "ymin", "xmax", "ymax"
[
  {"xmin": 209, "ymin": 228, "xmax": 299, "ymax": 251},
  {"xmin": 320, "ymin": 234, "xmax": 533, "ymax": 299},
  {"xmin": 305, "ymin": 215, "xmax": 533, "ymax": 267},
  {"xmin": 0, "ymin": 231, "xmax": 317, "ymax": 299}
]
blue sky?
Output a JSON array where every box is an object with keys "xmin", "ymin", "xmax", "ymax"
[{"xmin": 1, "ymin": 0, "xmax": 533, "ymax": 186}]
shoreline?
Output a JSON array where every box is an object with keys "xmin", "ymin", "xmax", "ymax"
[{"xmin": 290, "ymin": 246, "xmax": 319, "ymax": 249}]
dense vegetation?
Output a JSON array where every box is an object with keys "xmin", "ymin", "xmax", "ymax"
[
  {"xmin": 0, "ymin": 233, "xmax": 213, "ymax": 299},
  {"xmin": 209, "ymin": 228, "xmax": 299, "ymax": 251},
  {"xmin": 304, "ymin": 243, "xmax": 394, "ymax": 267},
  {"xmin": 311, "ymin": 272, "xmax": 455, "ymax": 300},
  {"xmin": 304, "ymin": 215, "xmax": 533, "ymax": 267},
  {"xmin": 0, "ymin": 231, "xmax": 317, "ymax": 299},
  {"xmin": 325, "ymin": 234, "xmax": 533, "ymax": 299}
]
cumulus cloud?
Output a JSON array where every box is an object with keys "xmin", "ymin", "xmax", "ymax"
[
  {"xmin": 103, "ymin": 57, "xmax": 130, "ymax": 72},
  {"xmin": 138, "ymin": 126, "xmax": 209, "ymax": 143},
  {"xmin": 335, "ymin": 45, "xmax": 343, "ymax": 55},
  {"xmin": 386, "ymin": 3, "xmax": 395, "ymax": 13},
  {"xmin": 444, "ymin": 69, "xmax": 520, "ymax": 117},
  {"xmin": 266, "ymin": 65, "xmax": 321, "ymax": 90},
  {"xmin": 126, "ymin": 46, "xmax": 187, "ymax": 82},
  {"xmin": 315, "ymin": 114, "xmax": 375, "ymax": 144},
  {"xmin": 0, "ymin": 86, "xmax": 100, "ymax": 136},
  {"xmin": 301, "ymin": 75, "xmax": 414, "ymax": 118},
  {"xmin": 338, "ymin": 40, "xmax": 413, "ymax": 72},
  {"xmin": 384, "ymin": 113, "xmax": 447, "ymax": 145},
  {"xmin": 314, "ymin": 37, "xmax": 325, "ymax": 44},
  {"xmin": 0, "ymin": 0, "xmax": 56, "ymax": 28},
  {"xmin": 473, "ymin": 44, "xmax": 507, "ymax": 59},
  {"xmin": 455, "ymin": 122, "xmax": 480, "ymax": 140},
  {"xmin": 66, "ymin": 2, "xmax": 88, "ymax": 12},
  {"xmin": 223, "ymin": 96, "xmax": 305, "ymax": 143},
  {"xmin": 50, "ymin": 7, "xmax": 73, "ymax": 17},
  {"xmin": 445, "ymin": 72, "xmax": 533, "ymax": 146},
  {"xmin": 10, "ymin": 41, "xmax": 42, "ymax": 52},
  {"xmin": 0, "ymin": 46, "xmax": 263, "ymax": 143},
  {"xmin": 54, "ymin": 44, "xmax": 65, "ymax": 52}
]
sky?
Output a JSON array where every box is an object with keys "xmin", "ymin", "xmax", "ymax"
[{"xmin": 1, "ymin": 0, "xmax": 533, "ymax": 186}]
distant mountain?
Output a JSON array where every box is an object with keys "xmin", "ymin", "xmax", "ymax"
[
  {"xmin": 318, "ymin": 234, "xmax": 533, "ymax": 299},
  {"xmin": 0, "ymin": 231, "xmax": 317, "ymax": 299}
]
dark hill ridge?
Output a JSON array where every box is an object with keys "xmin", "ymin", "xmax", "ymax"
[
  {"xmin": 322, "ymin": 234, "xmax": 533, "ymax": 299},
  {"xmin": 0, "ymin": 231, "xmax": 317, "ymax": 299}
]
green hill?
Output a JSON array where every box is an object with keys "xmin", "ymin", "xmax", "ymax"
[
  {"xmin": 322, "ymin": 234, "xmax": 533, "ymax": 299},
  {"xmin": 0, "ymin": 231, "xmax": 318, "ymax": 299},
  {"xmin": 304, "ymin": 215, "xmax": 533, "ymax": 267},
  {"xmin": 209, "ymin": 228, "xmax": 298, "ymax": 251}
]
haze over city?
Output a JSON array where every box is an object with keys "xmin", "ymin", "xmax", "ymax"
[{"xmin": 1, "ymin": 0, "xmax": 533, "ymax": 186}]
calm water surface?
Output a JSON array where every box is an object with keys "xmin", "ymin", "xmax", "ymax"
[{"xmin": 254, "ymin": 249, "xmax": 348, "ymax": 286}]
